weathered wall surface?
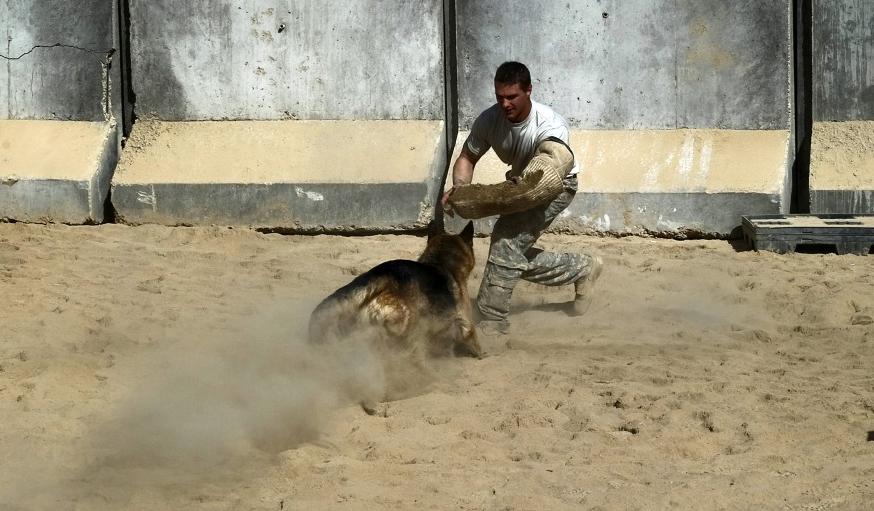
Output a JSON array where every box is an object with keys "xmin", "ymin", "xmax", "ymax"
[
  {"xmin": 450, "ymin": 128, "xmax": 789, "ymax": 236},
  {"xmin": 813, "ymin": 0, "xmax": 874, "ymax": 122},
  {"xmin": 129, "ymin": 0, "xmax": 444, "ymax": 120},
  {"xmin": 9, "ymin": 0, "xmax": 872, "ymax": 228},
  {"xmin": 0, "ymin": 1, "xmax": 120, "ymax": 225},
  {"xmin": 116, "ymin": 1, "xmax": 448, "ymax": 229},
  {"xmin": 810, "ymin": 0, "xmax": 874, "ymax": 213},
  {"xmin": 453, "ymin": 0, "xmax": 793, "ymax": 235},
  {"xmin": 111, "ymin": 120, "xmax": 447, "ymax": 229},
  {"xmin": 0, "ymin": 121, "xmax": 117, "ymax": 223},
  {"xmin": 456, "ymin": 0, "xmax": 790, "ymax": 130},
  {"xmin": 0, "ymin": 0, "xmax": 116, "ymax": 121}
]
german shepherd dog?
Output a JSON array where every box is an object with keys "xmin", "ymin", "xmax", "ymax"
[{"xmin": 308, "ymin": 222, "xmax": 481, "ymax": 361}]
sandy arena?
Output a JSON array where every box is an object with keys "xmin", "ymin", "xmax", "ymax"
[{"xmin": 0, "ymin": 223, "xmax": 872, "ymax": 510}]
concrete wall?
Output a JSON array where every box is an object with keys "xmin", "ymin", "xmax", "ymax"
[
  {"xmin": 813, "ymin": 0, "xmax": 874, "ymax": 122},
  {"xmin": 0, "ymin": 0, "xmax": 117, "ymax": 121},
  {"xmin": 129, "ymin": 0, "xmax": 445, "ymax": 120},
  {"xmin": 453, "ymin": 0, "xmax": 793, "ymax": 235},
  {"xmin": 113, "ymin": 1, "xmax": 448, "ymax": 230},
  {"xmin": 810, "ymin": 0, "xmax": 874, "ymax": 214},
  {"xmin": 0, "ymin": 1, "xmax": 121, "ymax": 224},
  {"xmin": 4, "ymin": 0, "xmax": 871, "ymax": 228},
  {"xmin": 456, "ymin": 0, "xmax": 790, "ymax": 131}
]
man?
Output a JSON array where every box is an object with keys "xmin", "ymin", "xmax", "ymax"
[{"xmin": 441, "ymin": 61, "xmax": 602, "ymax": 334}]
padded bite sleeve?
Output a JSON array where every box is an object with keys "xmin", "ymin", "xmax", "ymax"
[{"xmin": 448, "ymin": 138, "xmax": 574, "ymax": 219}]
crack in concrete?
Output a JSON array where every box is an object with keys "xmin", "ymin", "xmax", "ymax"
[
  {"xmin": 2, "ymin": 41, "xmax": 116, "ymax": 121},
  {"xmin": 0, "ymin": 43, "xmax": 114, "ymax": 62},
  {"xmin": 102, "ymin": 48, "xmax": 115, "ymax": 122},
  {"xmin": 6, "ymin": 26, "xmax": 11, "ymax": 117}
]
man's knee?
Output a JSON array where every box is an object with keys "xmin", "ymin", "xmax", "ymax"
[
  {"xmin": 476, "ymin": 280, "xmax": 513, "ymax": 321},
  {"xmin": 476, "ymin": 262, "xmax": 521, "ymax": 321},
  {"xmin": 487, "ymin": 235, "xmax": 530, "ymax": 270}
]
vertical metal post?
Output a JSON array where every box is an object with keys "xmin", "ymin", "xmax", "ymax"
[
  {"xmin": 791, "ymin": 0, "xmax": 812, "ymax": 213},
  {"xmin": 116, "ymin": 0, "xmax": 135, "ymax": 139}
]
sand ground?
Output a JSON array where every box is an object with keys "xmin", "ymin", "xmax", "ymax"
[{"xmin": 0, "ymin": 223, "xmax": 872, "ymax": 510}]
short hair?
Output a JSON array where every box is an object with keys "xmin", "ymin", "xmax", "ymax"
[{"xmin": 494, "ymin": 61, "xmax": 531, "ymax": 89}]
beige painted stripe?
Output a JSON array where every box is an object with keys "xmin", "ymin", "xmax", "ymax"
[
  {"xmin": 0, "ymin": 120, "xmax": 112, "ymax": 181},
  {"xmin": 451, "ymin": 129, "xmax": 790, "ymax": 194},
  {"xmin": 810, "ymin": 121, "xmax": 874, "ymax": 190},
  {"xmin": 115, "ymin": 120, "xmax": 444, "ymax": 184}
]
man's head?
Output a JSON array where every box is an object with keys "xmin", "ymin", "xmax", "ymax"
[{"xmin": 494, "ymin": 61, "xmax": 532, "ymax": 123}]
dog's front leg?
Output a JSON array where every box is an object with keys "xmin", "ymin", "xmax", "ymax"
[
  {"xmin": 453, "ymin": 288, "xmax": 482, "ymax": 357},
  {"xmin": 453, "ymin": 307, "xmax": 482, "ymax": 358}
]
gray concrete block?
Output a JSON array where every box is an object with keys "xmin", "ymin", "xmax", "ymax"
[
  {"xmin": 451, "ymin": 192, "xmax": 782, "ymax": 238},
  {"xmin": 0, "ymin": 121, "xmax": 117, "ymax": 223},
  {"xmin": 447, "ymin": 129, "xmax": 791, "ymax": 236},
  {"xmin": 111, "ymin": 120, "xmax": 447, "ymax": 230},
  {"xmin": 813, "ymin": 0, "xmax": 874, "ymax": 121},
  {"xmin": 559, "ymin": 192, "xmax": 782, "ymax": 236},
  {"xmin": 811, "ymin": 190, "xmax": 874, "ymax": 214},
  {"xmin": 809, "ymin": 120, "xmax": 874, "ymax": 214},
  {"xmin": 129, "ymin": 0, "xmax": 445, "ymax": 121},
  {"xmin": 456, "ymin": 0, "xmax": 791, "ymax": 130},
  {"xmin": 112, "ymin": 182, "xmax": 433, "ymax": 230},
  {"xmin": 0, "ymin": 1, "xmax": 116, "ymax": 121}
]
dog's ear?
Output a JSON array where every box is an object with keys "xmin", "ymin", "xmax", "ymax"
[
  {"xmin": 460, "ymin": 221, "xmax": 474, "ymax": 245},
  {"xmin": 427, "ymin": 219, "xmax": 444, "ymax": 240}
]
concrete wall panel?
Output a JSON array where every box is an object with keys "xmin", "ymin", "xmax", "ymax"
[
  {"xmin": 0, "ymin": 120, "xmax": 117, "ymax": 223},
  {"xmin": 449, "ymin": 128, "xmax": 789, "ymax": 235},
  {"xmin": 0, "ymin": 2, "xmax": 120, "ymax": 224},
  {"xmin": 0, "ymin": 0, "xmax": 115, "ymax": 121},
  {"xmin": 810, "ymin": 1, "xmax": 874, "ymax": 214},
  {"xmin": 456, "ymin": 0, "xmax": 790, "ymax": 130},
  {"xmin": 130, "ymin": 0, "xmax": 445, "ymax": 121},
  {"xmin": 111, "ymin": 120, "xmax": 447, "ymax": 229},
  {"xmin": 813, "ymin": 0, "xmax": 874, "ymax": 121}
]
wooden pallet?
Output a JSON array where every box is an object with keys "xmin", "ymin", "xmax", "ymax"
[{"xmin": 741, "ymin": 214, "xmax": 874, "ymax": 255}]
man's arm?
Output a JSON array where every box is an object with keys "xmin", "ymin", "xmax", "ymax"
[
  {"xmin": 441, "ymin": 146, "xmax": 482, "ymax": 210},
  {"xmin": 452, "ymin": 146, "xmax": 480, "ymax": 186}
]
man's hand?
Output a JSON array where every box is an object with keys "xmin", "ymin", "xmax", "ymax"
[
  {"xmin": 442, "ymin": 147, "xmax": 480, "ymax": 217},
  {"xmin": 441, "ymin": 187, "xmax": 455, "ymax": 216}
]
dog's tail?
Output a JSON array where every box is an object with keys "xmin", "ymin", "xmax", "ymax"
[
  {"xmin": 308, "ymin": 294, "xmax": 348, "ymax": 344},
  {"xmin": 308, "ymin": 278, "xmax": 396, "ymax": 344}
]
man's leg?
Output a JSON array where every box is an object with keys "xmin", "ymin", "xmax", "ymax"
[
  {"xmin": 520, "ymin": 248, "xmax": 596, "ymax": 286},
  {"xmin": 521, "ymin": 247, "xmax": 603, "ymax": 315},
  {"xmin": 517, "ymin": 174, "xmax": 602, "ymax": 314},
  {"xmin": 476, "ymin": 175, "xmax": 579, "ymax": 330}
]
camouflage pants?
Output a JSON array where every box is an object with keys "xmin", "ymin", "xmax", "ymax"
[{"xmin": 477, "ymin": 174, "xmax": 595, "ymax": 322}]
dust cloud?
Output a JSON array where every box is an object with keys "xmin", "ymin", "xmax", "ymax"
[{"xmin": 4, "ymin": 303, "xmax": 446, "ymax": 510}]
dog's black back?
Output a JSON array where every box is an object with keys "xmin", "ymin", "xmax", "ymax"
[
  {"xmin": 324, "ymin": 259, "xmax": 457, "ymax": 314},
  {"xmin": 308, "ymin": 222, "xmax": 478, "ymax": 357}
]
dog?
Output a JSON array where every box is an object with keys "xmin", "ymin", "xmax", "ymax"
[{"xmin": 308, "ymin": 221, "xmax": 481, "ymax": 361}]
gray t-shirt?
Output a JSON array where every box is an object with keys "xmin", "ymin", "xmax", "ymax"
[{"xmin": 464, "ymin": 100, "xmax": 578, "ymax": 177}]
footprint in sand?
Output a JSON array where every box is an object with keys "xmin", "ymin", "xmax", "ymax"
[
  {"xmin": 695, "ymin": 410, "xmax": 718, "ymax": 433},
  {"xmin": 849, "ymin": 300, "xmax": 873, "ymax": 325},
  {"xmin": 136, "ymin": 276, "xmax": 164, "ymax": 294}
]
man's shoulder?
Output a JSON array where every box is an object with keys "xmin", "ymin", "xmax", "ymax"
[
  {"xmin": 473, "ymin": 104, "xmax": 502, "ymax": 124},
  {"xmin": 531, "ymin": 101, "xmax": 567, "ymax": 126},
  {"xmin": 469, "ymin": 104, "xmax": 504, "ymax": 139}
]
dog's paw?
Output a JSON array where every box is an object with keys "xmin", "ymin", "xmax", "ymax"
[
  {"xmin": 360, "ymin": 400, "xmax": 389, "ymax": 417},
  {"xmin": 360, "ymin": 400, "xmax": 378, "ymax": 415},
  {"xmin": 453, "ymin": 340, "xmax": 483, "ymax": 359}
]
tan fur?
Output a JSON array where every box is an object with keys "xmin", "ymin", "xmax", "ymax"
[{"xmin": 309, "ymin": 223, "xmax": 480, "ymax": 359}]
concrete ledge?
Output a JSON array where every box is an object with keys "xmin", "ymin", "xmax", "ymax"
[
  {"xmin": 448, "ymin": 128, "xmax": 790, "ymax": 236},
  {"xmin": 0, "ymin": 121, "xmax": 117, "ymax": 223},
  {"xmin": 113, "ymin": 182, "xmax": 431, "ymax": 229},
  {"xmin": 111, "ymin": 120, "xmax": 447, "ymax": 230},
  {"xmin": 810, "ymin": 121, "xmax": 874, "ymax": 214},
  {"xmin": 810, "ymin": 190, "xmax": 874, "ymax": 214}
]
